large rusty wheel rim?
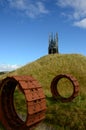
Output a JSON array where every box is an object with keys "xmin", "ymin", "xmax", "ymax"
[
  {"xmin": 0, "ymin": 76, "xmax": 46, "ymax": 130},
  {"xmin": 51, "ymin": 74, "xmax": 79, "ymax": 102},
  {"xmin": 1, "ymin": 78, "xmax": 25, "ymax": 128}
]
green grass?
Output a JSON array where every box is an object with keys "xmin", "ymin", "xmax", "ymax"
[{"xmin": 0, "ymin": 53, "xmax": 86, "ymax": 130}]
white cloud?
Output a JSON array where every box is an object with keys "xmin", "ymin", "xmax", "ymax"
[
  {"xmin": 7, "ymin": 0, "xmax": 49, "ymax": 18},
  {"xmin": 37, "ymin": 2, "xmax": 49, "ymax": 14},
  {"xmin": 57, "ymin": 0, "xmax": 86, "ymax": 28},
  {"xmin": 8, "ymin": 0, "xmax": 27, "ymax": 10},
  {"xmin": 57, "ymin": 0, "xmax": 86, "ymax": 19},
  {"xmin": 57, "ymin": 0, "xmax": 73, "ymax": 7},
  {"xmin": 0, "ymin": 64, "xmax": 22, "ymax": 72},
  {"xmin": 74, "ymin": 18, "xmax": 86, "ymax": 28}
]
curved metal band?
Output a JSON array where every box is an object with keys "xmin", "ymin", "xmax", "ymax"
[
  {"xmin": 50, "ymin": 74, "xmax": 79, "ymax": 102},
  {"xmin": 0, "ymin": 76, "xmax": 46, "ymax": 130}
]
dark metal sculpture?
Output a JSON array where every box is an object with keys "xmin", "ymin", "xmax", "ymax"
[
  {"xmin": 48, "ymin": 33, "xmax": 59, "ymax": 54},
  {"xmin": 0, "ymin": 76, "xmax": 46, "ymax": 130},
  {"xmin": 50, "ymin": 74, "xmax": 79, "ymax": 102}
]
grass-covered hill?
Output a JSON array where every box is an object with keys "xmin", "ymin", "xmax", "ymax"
[{"xmin": 0, "ymin": 54, "xmax": 86, "ymax": 130}]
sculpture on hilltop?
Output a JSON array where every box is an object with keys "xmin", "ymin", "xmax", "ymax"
[{"xmin": 48, "ymin": 33, "xmax": 59, "ymax": 54}]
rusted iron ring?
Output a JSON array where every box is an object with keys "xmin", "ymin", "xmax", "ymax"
[
  {"xmin": 50, "ymin": 74, "xmax": 79, "ymax": 102},
  {"xmin": 0, "ymin": 76, "xmax": 46, "ymax": 130}
]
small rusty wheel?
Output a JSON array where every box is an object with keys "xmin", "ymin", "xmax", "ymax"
[
  {"xmin": 50, "ymin": 74, "xmax": 79, "ymax": 102},
  {"xmin": 0, "ymin": 76, "xmax": 46, "ymax": 130}
]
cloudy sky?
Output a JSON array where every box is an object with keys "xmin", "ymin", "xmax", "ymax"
[{"xmin": 0, "ymin": 0, "xmax": 86, "ymax": 71}]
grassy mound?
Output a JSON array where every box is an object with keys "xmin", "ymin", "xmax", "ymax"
[{"xmin": 0, "ymin": 54, "xmax": 86, "ymax": 130}]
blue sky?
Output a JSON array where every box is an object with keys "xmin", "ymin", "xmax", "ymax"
[{"xmin": 0, "ymin": 0, "xmax": 86, "ymax": 71}]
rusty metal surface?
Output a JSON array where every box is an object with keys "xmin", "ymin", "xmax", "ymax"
[
  {"xmin": 0, "ymin": 76, "xmax": 46, "ymax": 130},
  {"xmin": 50, "ymin": 74, "xmax": 79, "ymax": 102}
]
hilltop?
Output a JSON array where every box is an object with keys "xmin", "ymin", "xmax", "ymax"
[
  {"xmin": 0, "ymin": 53, "xmax": 86, "ymax": 130},
  {"xmin": 0, "ymin": 53, "xmax": 86, "ymax": 95}
]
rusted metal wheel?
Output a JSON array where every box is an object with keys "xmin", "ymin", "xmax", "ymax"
[
  {"xmin": 0, "ymin": 76, "xmax": 46, "ymax": 130},
  {"xmin": 50, "ymin": 74, "xmax": 79, "ymax": 102}
]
